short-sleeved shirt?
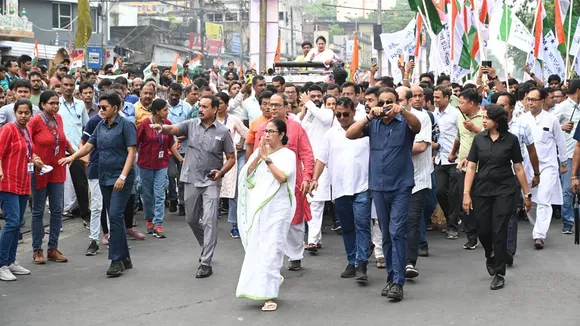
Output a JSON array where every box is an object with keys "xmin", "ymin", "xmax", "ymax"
[
  {"xmin": 59, "ymin": 97, "xmax": 89, "ymax": 151},
  {"xmin": 0, "ymin": 103, "xmax": 42, "ymax": 126},
  {"xmin": 135, "ymin": 101, "xmax": 152, "ymax": 128},
  {"xmin": 88, "ymin": 114, "xmax": 137, "ymax": 186},
  {"xmin": 175, "ymin": 118, "xmax": 235, "ymax": 187},
  {"xmin": 456, "ymin": 109, "xmax": 484, "ymax": 170},
  {"xmin": 362, "ymin": 114, "xmax": 417, "ymax": 192},
  {"xmin": 81, "ymin": 114, "xmax": 103, "ymax": 179},
  {"xmin": 168, "ymin": 100, "xmax": 193, "ymax": 153},
  {"xmin": 121, "ymin": 102, "xmax": 136, "ymax": 124},
  {"xmin": 125, "ymin": 94, "xmax": 139, "ymax": 104},
  {"xmin": 467, "ymin": 130, "xmax": 523, "ymax": 197}
]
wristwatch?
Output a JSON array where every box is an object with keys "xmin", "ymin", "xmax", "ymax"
[
  {"xmin": 525, "ymin": 193, "xmax": 532, "ymax": 199},
  {"xmin": 265, "ymin": 158, "xmax": 273, "ymax": 165}
]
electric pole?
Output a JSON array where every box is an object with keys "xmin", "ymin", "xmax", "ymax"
[
  {"xmin": 377, "ymin": 0, "xmax": 382, "ymax": 73},
  {"xmin": 259, "ymin": 0, "xmax": 267, "ymax": 71}
]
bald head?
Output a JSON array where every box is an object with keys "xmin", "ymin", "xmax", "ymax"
[
  {"xmin": 410, "ymin": 85, "xmax": 425, "ymax": 109},
  {"xmin": 396, "ymin": 86, "xmax": 411, "ymax": 108}
]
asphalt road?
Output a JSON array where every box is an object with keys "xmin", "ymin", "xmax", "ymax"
[{"xmin": 1, "ymin": 211, "xmax": 580, "ymax": 326}]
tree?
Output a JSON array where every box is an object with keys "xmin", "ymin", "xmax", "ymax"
[
  {"xmin": 345, "ymin": 1, "xmax": 415, "ymax": 33},
  {"xmin": 303, "ymin": 0, "xmax": 337, "ymax": 21},
  {"xmin": 328, "ymin": 24, "xmax": 345, "ymax": 40}
]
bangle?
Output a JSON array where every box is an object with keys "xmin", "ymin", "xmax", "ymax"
[
  {"xmin": 534, "ymin": 172, "xmax": 540, "ymax": 176},
  {"xmin": 119, "ymin": 175, "xmax": 126, "ymax": 181},
  {"xmin": 530, "ymin": 73, "xmax": 535, "ymax": 77},
  {"xmin": 463, "ymin": 191, "xmax": 470, "ymax": 194},
  {"xmin": 571, "ymin": 176, "xmax": 578, "ymax": 180}
]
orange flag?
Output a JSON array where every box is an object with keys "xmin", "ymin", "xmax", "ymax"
[
  {"xmin": 349, "ymin": 35, "xmax": 359, "ymax": 82},
  {"xmin": 274, "ymin": 36, "xmax": 281, "ymax": 63},
  {"xmin": 414, "ymin": 14, "xmax": 423, "ymax": 57},
  {"xmin": 238, "ymin": 61, "xmax": 243, "ymax": 78}
]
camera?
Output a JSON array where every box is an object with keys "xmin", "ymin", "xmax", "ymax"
[{"xmin": 374, "ymin": 99, "xmax": 394, "ymax": 117}]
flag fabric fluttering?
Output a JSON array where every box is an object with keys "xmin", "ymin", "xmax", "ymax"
[
  {"xmin": 532, "ymin": 0, "xmax": 547, "ymax": 61},
  {"xmin": 489, "ymin": 3, "xmax": 533, "ymax": 53},
  {"xmin": 112, "ymin": 58, "xmax": 122, "ymax": 74},
  {"xmin": 74, "ymin": 0, "xmax": 93, "ymax": 49},
  {"xmin": 350, "ymin": 34, "xmax": 359, "ymax": 82},
  {"xmin": 414, "ymin": 13, "xmax": 424, "ymax": 57},
  {"xmin": 32, "ymin": 40, "xmax": 39, "ymax": 67},
  {"xmin": 142, "ymin": 62, "xmax": 153, "ymax": 75},
  {"xmin": 171, "ymin": 53, "xmax": 184, "ymax": 77},
  {"xmin": 70, "ymin": 53, "xmax": 84, "ymax": 74},
  {"xmin": 408, "ymin": 0, "xmax": 444, "ymax": 35},
  {"xmin": 274, "ymin": 36, "xmax": 281, "ymax": 63}
]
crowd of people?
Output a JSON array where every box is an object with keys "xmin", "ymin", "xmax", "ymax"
[{"xmin": 0, "ymin": 48, "xmax": 579, "ymax": 312}]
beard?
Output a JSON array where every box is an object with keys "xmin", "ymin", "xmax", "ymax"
[{"xmin": 313, "ymin": 100, "xmax": 322, "ymax": 108}]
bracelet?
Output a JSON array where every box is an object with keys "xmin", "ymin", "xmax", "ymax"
[
  {"xmin": 119, "ymin": 175, "xmax": 126, "ymax": 181},
  {"xmin": 571, "ymin": 176, "xmax": 578, "ymax": 180},
  {"xmin": 534, "ymin": 172, "xmax": 540, "ymax": 176}
]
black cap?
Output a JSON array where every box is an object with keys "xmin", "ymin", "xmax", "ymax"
[
  {"xmin": 56, "ymin": 64, "xmax": 69, "ymax": 71},
  {"xmin": 567, "ymin": 79, "xmax": 580, "ymax": 94}
]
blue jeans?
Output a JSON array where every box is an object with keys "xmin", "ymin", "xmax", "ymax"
[
  {"xmin": 140, "ymin": 167, "xmax": 168, "ymax": 226},
  {"xmin": 0, "ymin": 192, "xmax": 27, "ymax": 266},
  {"xmin": 334, "ymin": 190, "xmax": 372, "ymax": 265},
  {"xmin": 373, "ymin": 187, "xmax": 412, "ymax": 286},
  {"xmin": 101, "ymin": 183, "xmax": 133, "ymax": 261},
  {"xmin": 420, "ymin": 172, "xmax": 437, "ymax": 248},
  {"xmin": 560, "ymin": 158, "xmax": 575, "ymax": 228},
  {"xmin": 31, "ymin": 179, "xmax": 64, "ymax": 252},
  {"xmin": 228, "ymin": 150, "xmax": 246, "ymax": 225}
]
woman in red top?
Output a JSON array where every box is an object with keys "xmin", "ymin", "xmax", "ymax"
[
  {"xmin": 137, "ymin": 99, "xmax": 182, "ymax": 238},
  {"xmin": 0, "ymin": 99, "xmax": 42, "ymax": 281},
  {"xmin": 28, "ymin": 91, "xmax": 75, "ymax": 265}
]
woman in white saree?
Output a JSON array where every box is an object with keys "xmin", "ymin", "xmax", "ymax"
[{"xmin": 236, "ymin": 119, "xmax": 297, "ymax": 312}]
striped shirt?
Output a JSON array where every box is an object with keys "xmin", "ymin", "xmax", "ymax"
[{"xmin": 0, "ymin": 123, "xmax": 32, "ymax": 195}]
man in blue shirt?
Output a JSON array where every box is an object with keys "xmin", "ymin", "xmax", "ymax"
[
  {"xmin": 110, "ymin": 84, "xmax": 136, "ymax": 123},
  {"xmin": 346, "ymin": 88, "xmax": 421, "ymax": 302},
  {"xmin": 114, "ymin": 76, "xmax": 139, "ymax": 104}
]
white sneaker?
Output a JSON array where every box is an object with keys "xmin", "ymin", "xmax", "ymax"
[
  {"xmin": 0, "ymin": 265, "xmax": 17, "ymax": 281},
  {"xmin": 8, "ymin": 261, "xmax": 30, "ymax": 275}
]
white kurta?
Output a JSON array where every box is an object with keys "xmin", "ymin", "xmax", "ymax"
[
  {"xmin": 217, "ymin": 114, "xmax": 249, "ymax": 199},
  {"xmin": 304, "ymin": 48, "xmax": 339, "ymax": 64},
  {"xmin": 519, "ymin": 110, "xmax": 567, "ymax": 205},
  {"xmin": 301, "ymin": 100, "xmax": 334, "ymax": 201},
  {"xmin": 236, "ymin": 148, "xmax": 297, "ymax": 301}
]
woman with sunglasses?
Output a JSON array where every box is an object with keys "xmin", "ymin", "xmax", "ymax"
[
  {"xmin": 137, "ymin": 98, "xmax": 182, "ymax": 238},
  {"xmin": 59, "ymin": 92, "xmax": 137, "ymax": 277},
  {"xmin": 237, "ymin": 119, "xmax": 296, "ymax": 312},
  {"xmin": 28, "ymin": 91, "xmax": 75, "ymax": 265},
  {"xmin": 0, "ymin": 99, "xmax": 42, "ymax": 281}
]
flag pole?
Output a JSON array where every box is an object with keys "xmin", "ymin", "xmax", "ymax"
[
  {"xmin": 565, "ymin": 0, "xmax": 575, "ymax": 81},
  {"xmin": 419, "ymin": 0, "xmax": 440, "ymax": 76},
  {"xmin": 503, "ymin": 3, "xmax": 509, "ymax": 85},
  {"xmin": 527, "ymin": 0, "xmax": 540, "ymax": 72}
]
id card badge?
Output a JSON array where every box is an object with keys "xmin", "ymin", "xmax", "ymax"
[
  {"xmin": 27, "ymin": 163, "xmax": 34, "ymax": 174},
  {"xmin": 54, "ymin": 147, "xmax": 59, "ymax": 155},
  {"xmin": 158, "ymin": 151, "xmax": 164, "ymax": 158}
]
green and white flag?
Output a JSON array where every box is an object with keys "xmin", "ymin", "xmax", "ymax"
[
  {"xmin": 142, "ymin": 62, "xmax": 153, "ymax": 75},
  {"xmin": 489, "ymin": 3, "xmax": 532, "ymax": 53}
]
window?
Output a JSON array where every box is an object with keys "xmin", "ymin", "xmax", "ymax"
[
  {"xmin": 225, "ymin": 13, "xmax": 236, "ymax": 22},
  {"xmin": 91, "ymin": 8, "xmax": 100, "ymax": 33},
  {"xmin": 214, "ymin": 13, "xmax": 223, "ymax": 21},
  {"xmin": 279, "ymin": 12, "xmax": 284, "ymax": 21},
  {"xmin": 241, "ymin": 12, "xmax": 249, "ymax": 21},
  {"xmin": 52, "ymin": 3, "xmax": 72, "ymax": 30}
]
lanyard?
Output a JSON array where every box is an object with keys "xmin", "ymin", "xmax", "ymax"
[
  {"xmin": 171, "ymin": 103, "xmax": 184, "ymax": 117},
  {"xmin": 14, "ymin": 123, "xmax": 32, "ymax": 160},
  {"xmin": 151, "ymin": 117, "xmax": 164, "ymax": 148},
  {"xmin": 62, "ymin": 98, "xmax": 81, "ymax": 119},
  {"xmin": 41, "ymin": 112, "xmax": 60, "ymax": 155}
]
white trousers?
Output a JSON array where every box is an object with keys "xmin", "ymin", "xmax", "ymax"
[
  {"xmin": 372, "ymin": 219, "xmax": 384, "ymax": 259},
  {"xmin": 307, "ymin": 201, "xmax": 325, "ymax": 245},
  {"xmin": 285, "ymin": 223, "xmax": 304, "ymax": 261},
  {"xmin": 527, "ymin": 202, "xmax": 552, "ymax": 240},
  {"xmin": 64, "ymin": 167, "xmax": 78, "ymax": 212},
  {"xmin": 88, "ymin": 179, "xmax": 104, "ymax": 241}
]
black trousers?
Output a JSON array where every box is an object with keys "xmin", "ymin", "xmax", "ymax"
[
  {"xmin": 406, "ymin": 188, "xmax": 430, "ymax": 265},
  {"xmin": 473, "ymin": 194, "xmax": 514, "ymax": 276},
  {"xmin": 453, "ymin": 170, "xmax": 478, "ymax": 241},
  {"xmin": 69, "ymin": 160, "xmax": 90, "ymax": 219},
  {"xmin": 102, "ymin": 194, "xmax": 135, "ymax": 234},
  {"xmin": 435, "ymin": 164, "xmax": 458, "ymax": 229}
]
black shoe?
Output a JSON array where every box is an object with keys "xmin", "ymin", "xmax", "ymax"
[
  {"xmin": 463, "ymin": 239, "xmax": 478, "ymax": 250},
  {"xmin": 82, "ymin": 217, "xmax": 90, "ymax": 230},
  {"xmin": 405, "ymin": 264, "xmax": 419, "ymax": 279},
  {"xmin": 106, "ymin": 260, "xmax": 125, "ymax": 277},
  {"xmin": 355, "ymin": 262, "xmax": 368, "ymax": 283},
  {"xmin": 178, "ymin": 205, "xmax": 185, "ymax": 216},
  {"xmin": 196, "ymin": 265, "xmax": 213, "ymax": 278},
  {"xmin": 367, "ymin": 243, "xmax": 375, "ymax": 259},
  {"xmin": 486, "ymin": 257, "xmax": 496, "ymax": 276},
  {"xmin": 381, "ymin": 281, "xmax": 393, "ymax": 296},
  {"xmin": 534, "ymin": 239, "xmax": 544, "ymax": 249},
  {"xmin": 490, "ymin": 274, "xmax": 505, "ymax": 290},
  {"xmin": 85, "ymin": 240, "xmax": 99, "ymax": 256},
  {"xmin": 418, "ymin": 246, "xmax": 429, "ymax": 257},
  {"xmin": 341, "ymin": 264, "xmax": 356, "ymax": 278},
  {"xmin": 122, "ymin": 257, "xmax": 133, "ymax": 269},
  {"xmin": 506, "ymin": 251, "xmax": 514, "ymax": 267},
  {"xmin": 288, "ymin": 260, "xmax": 302, "ymax": 271},
  {"xmin": 18, "ymin": 233, "xmax": 23, "ymax": 244},
  {"xmin": 386, "ymin": 284, "xmax": 404, "ymax": 301},
  {"xmin": 169, "ymin": 200, "xmax": 178, "ymax": 213}
]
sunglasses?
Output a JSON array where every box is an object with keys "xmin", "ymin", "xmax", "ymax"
[
  {"xmin": 98, "ymin": 105, "xmax": 108, "ymax": 111},
  {"xmin": 378, "ymin": 100, "xmax": 393, "ymax": 107},
  {"xmin": 335, "ymin": 112, "xmax": 350, "ymax": 118}
]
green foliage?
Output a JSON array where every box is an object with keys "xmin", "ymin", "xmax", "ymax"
[
  {"xmin": 303, "ymin": 0, "xmax": 337, "ymax": 21},
  {"xmin": 345, "ymin": 1, "xmax": 415, "ymax": 33},
  {"xmin": 328, "ymin": 24, "xmax": 345, "ymax": 40}
]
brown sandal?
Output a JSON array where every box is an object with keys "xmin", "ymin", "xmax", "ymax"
[
  {"xmin": 376, "ymin": 257, "xmax": 385, "ymax": 269},
  {"xmin": 305, "ymin": 243, "xmax": 318, "ymax": 252}
]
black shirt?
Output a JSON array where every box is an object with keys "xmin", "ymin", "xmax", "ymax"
[{"xmin": 467, "ymin": 130, "xmax": 523, "ymax": 197}]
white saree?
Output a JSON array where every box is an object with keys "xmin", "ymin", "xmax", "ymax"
[{"xmin": 236, "ymin": 147, "xmax": 297, "ymax": 301}]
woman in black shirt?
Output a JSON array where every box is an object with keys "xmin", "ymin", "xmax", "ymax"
[{"xmin": 463, "ymin": 104, "xmax": 532, "ymax": 291}]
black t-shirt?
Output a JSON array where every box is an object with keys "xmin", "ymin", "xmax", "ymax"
[{"xmin": 467, "ymin": 130, "xmax": 523, "ymax": 197}]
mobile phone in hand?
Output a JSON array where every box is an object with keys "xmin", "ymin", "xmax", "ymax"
[{"xmin": 207, "ymin": 171, "xmax": 216, "ymax": 178}]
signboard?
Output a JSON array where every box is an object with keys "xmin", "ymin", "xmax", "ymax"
[
  {"xmin": 118, "ymin": 1, "xmax": 190, "ymax": 15},
  {"xmin": 231, "ymin": 33, "xmax": 241, "ymax": 54},
  {"xmin": 87, "ymin": 47, "xmax": 102, "ymax": 68},
  {"xmin": 206, "ymin": 40, "xmax": 223, "ymax": 55},
  {"xmin": 205, "ymin": 23, "xmax": 223, "ymax": 41}
]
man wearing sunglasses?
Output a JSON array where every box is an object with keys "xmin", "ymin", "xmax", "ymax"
[{"xmin": 311, "ymin": 96, "xmax": 371, "ymax": 283}]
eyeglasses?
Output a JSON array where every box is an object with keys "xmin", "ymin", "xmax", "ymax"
[
  {"xmin": 285, "ymin": 90, "xmax": 297, "ymax": 95},
  {"xmin": 98, "ymin": 105, "xmax": 108, "ymax": 111},
  {"xmin": 47, "ymin": 101, "xmax": 59, "ymax": 106},
  {"xmin": 526, "ymin": 98, "xmax": 542, "ymax": 102},
  {"xmin": 335, "ymin": 112, "xmax": 350, "ymax": 118},
  {"xmin": 269, "ymin": 103, "xmax": 284, "ymax": 108},
  {"xmin": 264, "ymin": 129, "xmax": 279, "ymax": 134}
]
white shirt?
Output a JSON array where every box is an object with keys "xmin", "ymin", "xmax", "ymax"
[
  {"xmin": 434, "ymin": 105, "xmax": 460, "ymax": 165},
  {"xmin": 519, "ymin": 110, "xmax": 567, "ymax": 170},
  {"xmin": 227, "ymin": 92, "xmax": 248, "ymax": 121},
  {"xmin": 242, "ymin": 93, "xmax": 262, "ymax": 123},
  {"xmin": 317, "ymin": 124, "xmax": 370, "ymax": 200},
  {"xmin": 0, "ymin": 103, "xmax": 42, "ymax": 126},
  {"xmin": 509, "ymin": 117, "xmax": 535, "ymax": 184},
  {"xmin": 411, "ymin": 108, "xmax": 433, "ymax": 193},
  {"xmin": 355, "ymin": 103, "xmax": 366, "ymax": 121},
  {"xmin": 301, "ymin": 100, "xmax": 334, "ymax": 153},
  {"xmin": 513, "ymin": 101, "xmax": 527, "ymax": 119},
  {"xmin": 59, "ymin": 96, "xmax": 89, "ymax": 151},
  {"xmin": 552, "ymin": 98, "xmax": 580, "ymax": 159}
]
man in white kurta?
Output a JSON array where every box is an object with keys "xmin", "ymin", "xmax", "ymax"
[
  {"xmin": 299, "ymin": 87, "xmax": 335, "ymax": 250},
  {"xmin": 518, "ymin": 88, "xmax": 567, "ymax": 248}
]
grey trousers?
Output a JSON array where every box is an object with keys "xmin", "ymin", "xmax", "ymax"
[{"xmin": 184, "ymin": 183, "xmax": 220, "ymax": 266}]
